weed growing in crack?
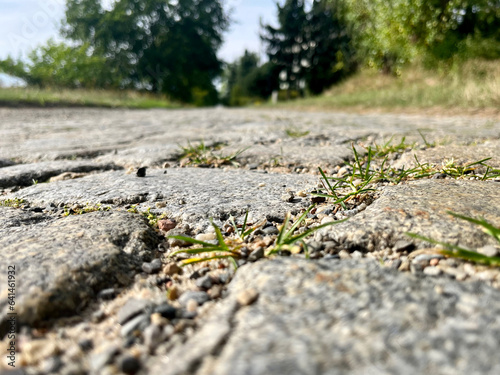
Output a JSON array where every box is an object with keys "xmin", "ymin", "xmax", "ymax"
[
  {"xmin": 314, "ymin": 139, "xmax": 500, "ymax": 206},
  {"xmin": 169, "ymin": 219, "xmax": 243, "ymax": 269},
  {"xmin": 266, "ymin": 204, "xmax": 346, "ymax": 256},
  {"xmin": 127, "ymin": 205, "xmax": 167, "ymax": 227},
  {"xmin": 0, "ymin": 198, "xmax": 25, "ymax": 208},
  {"xmin": 285, "ymin": 126, "xmax": 310, "ymax": 138},
  {"xmin": 168, "ymin": 205, "xmax": 345, "ymax": 268},
  {"xmin": 63, "ymin": 203, "xmax": 111, "ymax": 217},
  {"xmin": 177, "ymin": 140, "xmax": 249, "ymax": 167},
  {"xmin": 407, "ymin": 211, "xmax": 500, "ymax": 266}
]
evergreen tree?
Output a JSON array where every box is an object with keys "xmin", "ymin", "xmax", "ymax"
[
  {"xmin": 261, "ymin": 0, "xmax": 355, "ymax": 96},
  {"xmin": 261, "ymin": 0, "xmax": 308, "ymax": 96}
]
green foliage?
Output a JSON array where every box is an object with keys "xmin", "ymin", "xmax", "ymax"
[
  {"xmin": 169, "ymin": 205, "xmax": 345, "ymax": 267},
  {"xmin": 315, "ymin": 138, "xmax": 500, "ymax": 206},
  {"xmin": 267, "ymin": 204, "xmax": 346, "ymax": 256},
  {"xmin": 3, "ymin": 0, "xmax": 230, "ymax": 105},
  {"xmin": 169, "ymin": 219, "xmax": 242, "ymax": 269},
  {"xmin": 63, "ymin": 203, "xmax": 112, "ymax": 217},
  {"xmin": 126, "ymin": 205, "xmax": 167, "ymax": 227},
  {"xmin": 343, "ymin": 0, "xmax": 500, "ymax": 72},
  {"xmin": 0, "ymin": 198, "xmax": 25, "ymax": 208},
  {"xmin": 0, "ymin": 40, "xmax": 122, "ymax": 89},
  {"xmin": 177, "ymin": 140, "xmax": 249, "ymax": 167},
  {"xmin": 222, "ymin": 51, "xmax": 280, "ymax": 106},
  {"xmin": 407, "ymin": 211, "xmax": 500, "ymax": 266}
]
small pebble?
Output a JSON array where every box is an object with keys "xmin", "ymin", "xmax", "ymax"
[
  {"xmin": 248, "ymin": 247, "xmax": 264, "ymax": 262},
  {"xmin": 155, "ymin": 202, "xmax": 167, "ymax": 208},
  {"xmin": 119, "ymin": 355, "xmax": 141, "ymax": 375},
  {"xmin": 189, "ymin": 267, "xmax": 210, "ymax": 279},
  {"xmin": 154, "ymin": 303, "xmax": 178, "ymax": 320},
  {"xmin": 121, "ymin": 314, "xmax": 150, "ymax": 337},
  {"xmin": 78, "ymin": 339, "xmax": 94, "ymax": 352},
  {"xmin": 196, "ymin": 275, "xmax": 214, "ymax": 290},
  {"xmin": 477, "ymin": 245, "xmax": 499, "ymax": 257},
  {"xmin": 393, "ymin": 240, "xmax": 414, "ymax": 252},
  {"xmin": 196, "ymin": 233, "xmax": 217, "ymax": 241},
  {"xmin": 117, "ymin": 298, "xmax": 150, "ymax": 325},
  {"xmin": 423, "ymin": 266, "xmax": 443, "ymax": 276},
  {"xmin": 142, "ymin": 259, "xmax": 162, "ymax": 274},
  {"xmin": 144, "ymin": 324, "xmax": 163, "ymax": 351},
  {"xmin": 237, "ymin": 288, "xmax": 259, "ymax": 306},
  {"xmin": 90, "ymin": 346, "xmax": 120, "ymax": 372},
  {"xmin": 186, "ymin": 299, "xmax": 199, "ymax": 313},
  {"xmin": 178, "ymin": 291, "xmax": 210, "ymax": 306},
  {"xmin": 136, "ymin": 167, "xmax": 147, "ymax": 177},
  {"xmin": 262, "ymin": 226, "xmax": 279, "ymax": 236},
  {"xmin": 159, "ymin": 219, "xmax": 177, "ymax": 232},
  {"xmin": 163, "ymin": 263, "xmax": 183, "ymax": 276},
  {"xmin": 97, "ymin": 288, "xmax": 116, "ymax": 300}
]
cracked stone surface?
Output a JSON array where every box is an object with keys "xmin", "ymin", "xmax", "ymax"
[
  {"xmin": 0, "ymin": 209, "xmax": 160, "ymax": 337},
  {"xmin": 0, "ymin": 160, "xmax": 121, "ymax": 188},
  {"xmin": 0, "ymin": 108, "xmax": 499, "ymax": 374},
  {"xmin": 316, "ymin": 179, "xmax": 500, "ymax": 252},
  {"xmin": 4, "ymin": 168, "xmax": 317, "ymax": 228},
  {"xmin": 150, "ymin": 258, "xmax": 500, "ymax": 375},
  {"xmin": 1, "ymin": 108, "xmax": 498, "ymax": 165}
]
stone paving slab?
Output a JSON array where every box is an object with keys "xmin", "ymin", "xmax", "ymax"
[
  {"xmin": 1, "ymin": 108, "xmax": 498, "ymax": 164},
  {"xmin": 4, "ymin": 168, "xmax": 318, "ymax": 227},
  {"xmin": 0, "ymin": 160, "xmax": 121, "ymax": 188},
  {"xmin": 0, "ymin": 210, "xmax": 160, "ymax": 337},
  {"xmin": 393, "ymin": 139, "xmax": 500, "ymax": 170},
  {"xmin": 151, "ymin": 258, "xmax": 500, "ymax": 375},
  {"xmin": 0, "ymin": 108, "xmax": 499, "ymax": 374},
  {"xmin": 317, "ymin": 179, "xmax": 500, "ymax": 252}
]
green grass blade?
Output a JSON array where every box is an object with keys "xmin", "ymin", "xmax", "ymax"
[
  {"xmin": 180, "ymin": 254, "xmax": 240, "ymax": 266},
  {"xmin": 283, "ymin": 204, "xmax": 316, "ymax": 242},
  {"xmin": 446, "ymin": 211, "xmax": 500, "ymax": 243},
  {"xmin": 286, "ymin": 219, "xmax": 347, "ymax": 245},
  {"xmin": 276, "ymin": 212, "xmax": 290, "ymax": 245},
  {"xmin": 211, "ymin": 219, "xmax": 229, "ymax": 251},
  {"xmin": 406, "ymin": 232, "xmax": 500, "ymax": 266},
  {"xmin": 168, "ymin": 235, "xmax": 215, "ymax": 247}
]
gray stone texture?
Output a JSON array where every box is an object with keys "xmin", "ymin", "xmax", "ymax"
[
  {"xmin": 0, "ymin": 160, "xmax": 120, "ymax": 188},
  {"xmin": 1, "ymin": 108, "xmax": 498, "ymax": 166},
  {"xmin": 5, "ymin": 168, "xmax": 317, "ymax": 226},
  {"xmin": 317, "ymin": 179, "xmax": 500, "ymax": 252},
  {"xmin": 0, "ymin": 209, "xmax": 160, "ymax": 336},
  {"xmin": 151, "ymin": 258, "xmax": 500, "ymax": 375}
]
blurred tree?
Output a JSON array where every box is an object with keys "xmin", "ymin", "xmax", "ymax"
[
  {"xmin": 305, "ymin": 0, "xmax": 356, "ymax": 94},
  {"xmin": 261, "ymin": 0, "xmax": 355, "ymax": 96},
  {"xmin": 221, "ymin": 50, "xmax": 280, "ymax": 106},
  {"xmin": 0, "ymin": 0, "xmax": 230, "ymax": 105},
  {"xmin": 0, "ymin": 40, "xmax": 121, "ymax": 88},
  {"xmin": 343, "ymin": 0, "xmax": 500, "ymax": 72},
  {"xmin": 261, "ymin": 0, "xmax": 308, "ymax": 97},
  {"xmin": 61, "ymin": 0, "xmax": 230, "ymax": 104}
]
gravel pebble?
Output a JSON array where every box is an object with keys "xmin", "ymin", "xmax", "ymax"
[
  {"xmin": 178, "ymin": 291, "xmax": 210, "ymax": 307},
  {"xmin": 163, "ymin": 263, "xmax": 183, "ymax": 276},
  {"xmin": 237, "ymin": 288, "xmax": 259, "ymax": 306},
  {"xmin": 142, "ymin": 259, "xmax": 163, "ymax": 274},
  {"xmin": 119, "ymin": 355, "xmax": 141, "ymax": 374},
  {"xmin": 117, "ymin": 298, "xmax": 150, "ymax": 325},
  {"xmin": 423, "ymin": 266, "xmax": 443, "ymax": 276}
]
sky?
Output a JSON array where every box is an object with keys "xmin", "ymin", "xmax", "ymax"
[{"xmin": 0, "ymin": 0, "xmax": 280, "ymax": 85}]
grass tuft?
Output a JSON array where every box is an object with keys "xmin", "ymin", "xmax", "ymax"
[{"xmin": 178, "ymin": 140, "xmax": 249, "ymax": 167}]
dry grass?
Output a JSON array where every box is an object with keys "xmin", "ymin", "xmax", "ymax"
[
  {"xmin": 0, "ymin": 86, "xmax": 179, "ymax": 109},
  {"xmin": 277, "ymin": 59, "xmax": 500, "ymax": 115}
]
